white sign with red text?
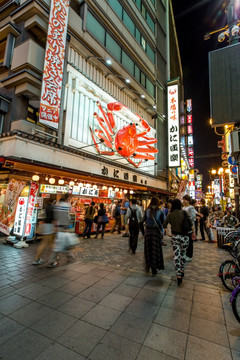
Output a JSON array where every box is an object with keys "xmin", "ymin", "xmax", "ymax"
[
  {"xmin": 14, "ymin": 197, "xmax": 28, "ymax": 236},
  {"xmin": 25, "ymin": 182, "xmax": 39, "ymax": 237},
  {"xmin": 168, "ymin": 84, "xmax": 180, "ymax": 167},
  {"xmin": 39, "ymin": 0, "xmax": 70, "ymax": 129}
]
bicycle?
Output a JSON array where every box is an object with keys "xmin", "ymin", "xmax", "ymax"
[
  {"xmin": 218, "ymin": 238, "xmax": 240, "ymax": 291},
  {"xmin": 230, "ymin": 276, "xmax": 240, "ymax": 323}
]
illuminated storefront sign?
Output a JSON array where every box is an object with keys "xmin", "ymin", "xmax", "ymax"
[
  {"xmin": 189, "ymin": 172, "xmax": 195, "ymax": 199},
  {"xmin": 14, "ymin": 197, "xmax": 28, "ymax": 236},
  {"xmin": 186, "ymin": 99, "xmax": 194, "ymax": 169},
  {"xmin": 40, "ymin": 184, "xmax": 69, "ymax": 194},
  {"xmin": 25, "ymin": 182, "xmax": 39, "ymax": 238},
  {"xmin": 80, "ymin": 187, "xmax": 99, "ymax": 197},
  {"xmin": 168, "ymin": 84, "xmax": 180, "ymax": 167},
  {"xmin": 39, "ymin": 0, "xmax": 70, "ymax": 129}
]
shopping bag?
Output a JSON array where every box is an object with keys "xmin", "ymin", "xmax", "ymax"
[
  {"xmin": 65, "ymin": 232, "xmax": 80, "ymax": 249},
  {"xmin": 54, "ymin": 232, "xmax": 67, "ymax": 252}
]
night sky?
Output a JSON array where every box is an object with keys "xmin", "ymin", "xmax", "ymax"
[{"xmin": 171, "ymin": 0, "xmax": 233, "ymax": 189}]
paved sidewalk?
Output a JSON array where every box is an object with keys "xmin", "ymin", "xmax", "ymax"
[{"xmin": 0, "ymin": 234, "xmax": 240, "ymax": 360}]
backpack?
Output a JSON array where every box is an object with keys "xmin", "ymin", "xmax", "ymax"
[
  {"xmin": 129, "ymin": 207, "xmax": 139, "ymax": 227},
  {"xmin": 182, "ymin": 210, "xmax": 192, "ymax": 235}
]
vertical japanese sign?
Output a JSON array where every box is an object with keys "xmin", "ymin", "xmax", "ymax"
[
  {"xmin": 176, "ymin": 179, "xmax": 188, "ymax": 200},
  {"xmin": 39, "ymin": 0, "xmax": 70, "ymax": 129},
  {"xmin": 13, "ymin": 197, "xmax": 28, "ymax": 236},
  {"xmin": 168, "ymin": 84, "xmax": 180, "ymax": 167},
  {"xmin": 186, "ymin": 99, "xmax": 194, "ymax": 169},
  {"xmin": 25, "ymin": 182, "xmax": 39, "ymax": 238},
  {"xmin": 0, "ymin": 179, "xmax": 26, "ymax": 235}
]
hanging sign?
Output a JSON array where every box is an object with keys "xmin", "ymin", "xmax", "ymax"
[
  {"xmin": 39, "ymin": 0, "xmax": 70, "ymax": 129},
  {"xmin": 168, "ymin": 84, "xmax": 180, "ymax": 167},
  {"xmin": 80, "ymin": 187, "xmax": 99, "ymax": 197}
]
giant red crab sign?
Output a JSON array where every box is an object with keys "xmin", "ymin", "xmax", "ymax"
[{"xmin": 89, "ymin": 101, "xmax": 158, "ymax": 168}]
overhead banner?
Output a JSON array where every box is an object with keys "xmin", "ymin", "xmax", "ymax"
[
  {"xmin": 168, "ymin": 84, "xmax": 180, "ymax": 167},
  {"xmin": 39, "ymin": 0, "xmax": 70, "ymax": 129}
]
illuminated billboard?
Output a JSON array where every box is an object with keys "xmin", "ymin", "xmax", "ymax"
[{"xmin": 168, "ymin": 84, "xmax": 180, "ymax": 167}]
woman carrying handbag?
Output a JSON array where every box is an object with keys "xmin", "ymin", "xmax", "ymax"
[
  {"xmin": 95, "ymin": 203, "xmax": 109, "ymax": 239},
  {"xmin": 142, "ymin": 197, "xmax": 165, "ymax": 275}
]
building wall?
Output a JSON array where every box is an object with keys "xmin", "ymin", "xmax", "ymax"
[{"xmin": 0, "ymin": 0, "xmax": 183, "ymax": 186}]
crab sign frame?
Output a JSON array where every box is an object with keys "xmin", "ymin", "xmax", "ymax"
[{"xmin": 89, "ymin": 101, "xmax": 158, "ymax": 168}]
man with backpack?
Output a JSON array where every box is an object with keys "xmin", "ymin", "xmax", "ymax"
[
  {"xmin": 126, "ymin": 199, "xmax": 143, "ymax": 254},
  {"xmin": 110, "ymin": 200, "xmax": 121, "ymax": 234}
]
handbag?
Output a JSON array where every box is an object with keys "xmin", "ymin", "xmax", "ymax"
[{"xmin": 93, "ymin": 215, "xmax": 98, "ymax": 224}]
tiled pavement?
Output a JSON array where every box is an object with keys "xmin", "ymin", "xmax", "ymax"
[{"xmin": 1, "ymin": 233, "xmax": 240, "ymax": 359}]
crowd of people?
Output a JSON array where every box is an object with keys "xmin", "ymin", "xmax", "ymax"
[{"xmin": 32, "ymin": 192, "xmax": 240, "ymax": 286}]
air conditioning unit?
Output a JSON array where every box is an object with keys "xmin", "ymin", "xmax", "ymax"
[{"xmin": 230, "ymin": 130, "xmax": 240, "ymax": 153}]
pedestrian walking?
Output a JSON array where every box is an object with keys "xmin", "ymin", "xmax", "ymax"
[
  {"xmin": 199, "ymin": 199, "xmax": 211, "ymax": 242},
  {"xmin": 48, "ymin": 194, "xmax": 71, "ymax": 267},
  {"xmin": 191, "ymin": 199, "xmax": 199, "ymax": 237},
  {"xmin": 142, "ymin": 197, "xmax": 165, "ymax": 275},
  {"xmin": 182, "ymin": 195, "xmax": 197, "ymax": 262},
  {"xmin": 110, "ymin": 200, "xmax": 121, "ymax": 234},
  {"xmin": 126, "ymin": 199, "xmax": 143, "ymax": 254},
  {"xmin": 121, "ymin": 197, "xmax": 130, "ymax": 237},
  {"xmin": 163, "ymin": 198, "xmax": 194, "ymax": 285},
  {"xmin": 83, "ymin": 201, "xmax": 96, "ymax": 239},
  {"xmin": 95, "ymin": 203, "xmax": 109, "ymax": 239},
  {"xmin": 32, "ymin": 200, "xmax": 55, "ymax": 265}
]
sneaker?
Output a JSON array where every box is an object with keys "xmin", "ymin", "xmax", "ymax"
[
  {"xmin": 185, "ymin": 256, "xmax": 192, "ymax": 262},
  {"xmin": 47, "ymin": 261, "xmax": 59, "ymax": 268},
  {"xmin": 32, "ymin": 258, "xmax": 44, "ymax": 265}
]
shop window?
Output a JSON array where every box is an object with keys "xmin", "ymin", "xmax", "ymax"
[
  {"xmin": 86, "ymin": 12, "xmax": 105, "ymax": 45},
  {"xmin": 141, "ymin": 3, "xmax": 147, "ymax": 19},
  {"xmin": 140, "ymin": 35, "xmax": 146, "ymax": 51},
  {"xmin": 146, "ymin": 78, "xmax": 155, "ymax": 98},
  {"xmin": 140, "ymin": 72, "xmax": 146, "ymax": 87},
  {"xmin": 27, "ymin": 106, "xmax": 39, "ymax": 123},
  {"xmin": 108, "ymin": 0, "xmax": 123, "ymax": 19},
  {"xmin": 123, "ymin": 11, "xmax": 135, "ymax": 37},
  {"xmin": 147, "ymin": 13, "xmax": 155, "ymax": 33},
  {"xmin": 134, "ymin": 65, "xmax": 140, "ymax": 82},
  {"xmin": 135, "ymin": 28, "xmax": 141, "ymax": 44},
  {"xmin": 106, "ymin": 33, "xmax": 121, "ymax": 62},
  {"xmin": 0, "ymin": 39, "xmax": 6, "ymax": 65},
  {"xmin": 122, "ymin": 51, "xmax": 134, "ymax": 76},
  {"xmin": 146, "ymin": 44, "xmax": 155, "ymax": 63}
]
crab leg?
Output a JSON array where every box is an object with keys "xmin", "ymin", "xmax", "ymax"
[
  {"xmin": 136, "ymin": 145, "xmax": 158, "ymax": 153},
  {"xmin": 97, "ymin": 101, "xmax": 114, "ymax": 136},
  {"xmin": 107, "ymin": 111, "xmax": 116, "ymax": 130},
  {"xmin": 132, "ymin": 153, "xmax": 155, "ymax": 160},
  {"xmin": 89, "ymin": 127, "xmax": 115, "ymax": 155},
  {"xmin": 138, "ymin": 139, "xmax": 157, "ymax": 146},
  {"xmin": 127, "ymin": 158, "xmax": 143, "ymax": 168},
  {"xmin": 94, "ymin": 113, "xmax": 113, "ymax": 142},
  {"xmin": 94, "ymin": 130, "xmax": 113, "ymax": 149}
]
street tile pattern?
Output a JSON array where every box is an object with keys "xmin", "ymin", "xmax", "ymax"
[{"xmin": 0, "ymin": 233, "xmax": 239, "ymax": 359}]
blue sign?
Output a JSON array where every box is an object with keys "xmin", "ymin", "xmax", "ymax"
[
  {"xmin": 228, "ymin": 156, "xmax": 237, "ymax": 166},
  {"xmin": 220, "ymin": 192, "xmax": 225, "ymax": 197},
  {"xmin": 231, "ymin": 165, "xmax": 238, "ymax": 174}
]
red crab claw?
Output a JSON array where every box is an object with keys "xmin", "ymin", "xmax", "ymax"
[
  {"xmin": 89, "ymin": 127, "xmax": 115, "ymax": 155},
  {"xmin": 97, "ymin": 101, "xmax": 114, "ymax": 136},
  {"xmin": 94, "ymin": 113, "xmax": 113, "ymax": 142},
  {"xmin": 107, "ymin": 102, "xmax": 126, "ymax": 112},
  {"xmin": 95, "ymin": 130, "xmax": 113, "ymax": 149},
  {"xmin": 135, "ymin": 114, "xmax": 151, "ymax": 132}
]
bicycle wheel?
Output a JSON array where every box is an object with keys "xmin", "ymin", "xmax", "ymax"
[
  {"xmin": 219, "ymin": 260, "xmax": 239, "ymax": 291},
  {"xmin": 231, "ymin": 287, "xmax": 240, "ymax": 323}
]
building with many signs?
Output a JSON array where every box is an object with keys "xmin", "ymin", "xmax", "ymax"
[{"xmin": 0, "ymin": 0, "xmax": 184, "ymax": 240}]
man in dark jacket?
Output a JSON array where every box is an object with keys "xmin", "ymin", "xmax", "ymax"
[{"xmin": 199, "ymin": 199, "xmax": 211, "ymax": 241}]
